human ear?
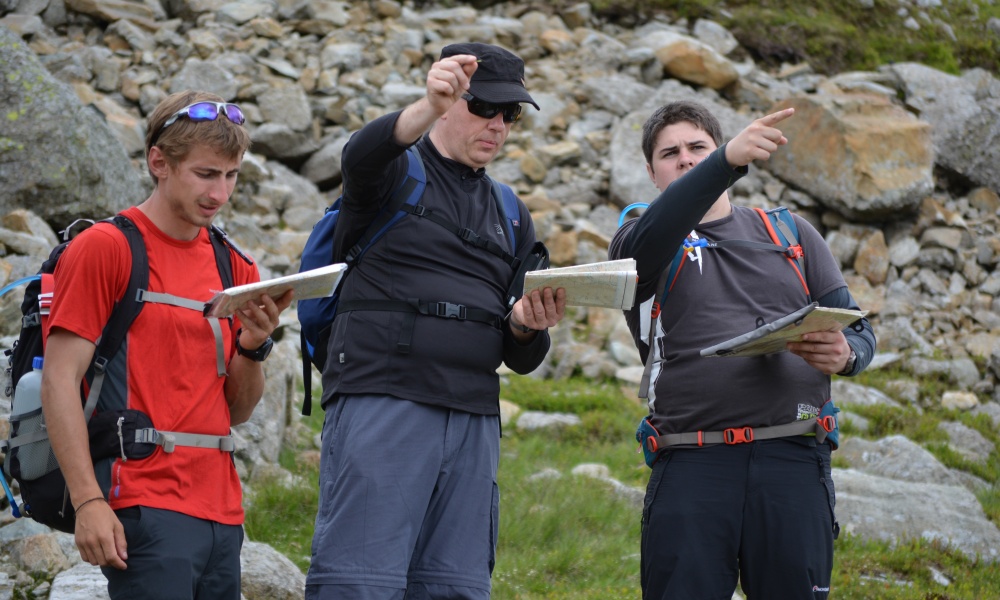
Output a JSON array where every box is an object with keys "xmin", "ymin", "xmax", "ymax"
[{"xmin": 147, "ymin": 145, "xmax": 170, "ymax": 179}]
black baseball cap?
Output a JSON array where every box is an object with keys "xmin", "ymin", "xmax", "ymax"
[{"xmin": 440, "ymin": 42, "xmax": 539, "ymax": 110}]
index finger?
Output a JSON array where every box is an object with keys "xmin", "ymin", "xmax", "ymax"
[
  {"xmin": 757, "ymin": 107, "xmax": 795, "ymax": 126},
  {"xmin": 441, "ymin": 54, "xmax": 479, "ymax": 78}
]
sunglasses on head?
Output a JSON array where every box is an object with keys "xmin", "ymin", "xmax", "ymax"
[
  {"xmin": 462, "ymin": 93, "xmax": 522, "ymax": 123},
  {"xmin": 151, "ymin": 101, "xmax": 246, "ymax": 145}
]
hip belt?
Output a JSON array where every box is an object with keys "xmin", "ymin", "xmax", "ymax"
[{"xmin": 641, "ymin": 415, "xmax": 837, "ymax": 453}]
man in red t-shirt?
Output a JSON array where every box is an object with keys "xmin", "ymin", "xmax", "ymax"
[{"xmin": 41, "ymin": 90, "xmax": 292, "ymax": 600}]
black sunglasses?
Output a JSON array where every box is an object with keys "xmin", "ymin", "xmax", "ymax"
[{"xmin": 462, "ymin": 93, "xmax": 522, "ymax": 123}]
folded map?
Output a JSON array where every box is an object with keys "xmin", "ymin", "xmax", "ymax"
[
  {"xmin": 204, "ymin": 263, "xmax": 347, "ymax": 318},
  {"xmin": 522, "ymin": 259, "xmax": 637, "ymax": 310},
  {"xmin": 700, "ymin": 302, "xmax": 867, "ymax": 358}
]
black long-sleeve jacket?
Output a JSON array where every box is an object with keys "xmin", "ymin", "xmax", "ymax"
[{"xmin": 319, "ymin": 111, "xmax": 549, "ymax": 414}]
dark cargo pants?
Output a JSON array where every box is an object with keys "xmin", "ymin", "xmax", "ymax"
[{"xmin": 641, "ymin": 438, "xmax": 836, "ymax": 600}]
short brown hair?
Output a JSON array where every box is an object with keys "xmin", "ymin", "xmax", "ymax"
[
  {"xmin": 145, "ymin": 90, "xmax": 251, "ymax": 185},
  {"xmin": 641, "ymin": 101, "xmax": 724, "ymax": 166}
]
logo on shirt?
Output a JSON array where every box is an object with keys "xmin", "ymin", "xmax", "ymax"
[
  {"xmin": 798, "ymin": 403, "xmax": 820, "ymax": 421},
  {"xmin": 812, "ymin": 585, "xmax": 830, "ymax": 593},
  {"xmin": 494, "ymin": 224, "xmax": 504, "ymax": 235}
]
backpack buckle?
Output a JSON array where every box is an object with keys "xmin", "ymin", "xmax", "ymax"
[
  {"xmin": 723, "ymin": 426, "xmax": 754, "ymax": 445},
  {"xmin": 785, "ymin": 245, "xmax": 804, "ymax": 259},
  {"xmin": 435, "ymin": 302, "xmax": 467, "ymax": 320},
  {"xmin": 411, "ymin": 205, "xmax": 427, "ymax": 217},
  {"xmin": 818, "ymin": 415, "xmax": 836, "ymax": 433}
]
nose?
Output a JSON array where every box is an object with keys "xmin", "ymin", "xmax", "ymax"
[
  {"xmin": 677, "ymin": 148, "xmax": 695, "ymax": 170},
  {"xmin": 208, "ymin": 177, "xmax": 231, "ymax": 203},
  {"xmin": 487, "ymin": 112, "xmax": 507, "ymax": 130}
]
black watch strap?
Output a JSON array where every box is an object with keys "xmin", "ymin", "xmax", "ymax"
[{"xmin": 236, "ymin": 329, "xmax": 273, "ymax": 362}]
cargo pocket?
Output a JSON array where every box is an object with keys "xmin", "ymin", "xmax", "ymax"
[{"xmin": 816, "ymin": 445, "xmax": 839, "ymax": 540}]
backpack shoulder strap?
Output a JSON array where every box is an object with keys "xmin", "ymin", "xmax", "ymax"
[
  {"xmin": 755, "ymin": 207, "xmax": 810, "ymax": 301},
  {"xmin": 208, "ymin": 227, "xmax": 235, "ymax": 291},
  {"xmin": 489, "ymin": 178, "xmax": 520, "ymax": 252},
  {"xmin": 94, "ymin": 215, "xmax": 148, "ymax": 365},
  {"xmin": 209, "ymin": 224, "xmax": 254, "ymax": 291},
  {"xmin": 344, "ymin": 146, "xmax": 427, "ymax": 265}
]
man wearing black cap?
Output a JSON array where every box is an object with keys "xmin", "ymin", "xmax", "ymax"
[{"xmin": 305, "ymin": 43, "xmax": 566, "ymax": 599}]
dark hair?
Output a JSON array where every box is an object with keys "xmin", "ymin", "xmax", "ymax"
[
  {"xmin": 641, "ymin": 101, "xmax": 724, "ymax": 165},
  {"xmin": 144, "ymin": 90, "xmax": 251, "ymax": 185}
]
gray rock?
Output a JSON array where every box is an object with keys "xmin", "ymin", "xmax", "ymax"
[
  {"xmin": 0, "ymin": 28, "xmax": 142, "ymax": 231},
  {"xmin": 240, "ymin": 541, "xmax": 305, "ymax": 600},
  {"xmin": 516, "ymin": 411, "xmax": 582, "ymax": 430},
  {"xmin": 937, "ymin": 421, "xmax": 994, "ymax": 464},
  {"xmin": 257, "ymin": 84, "xmax": 313, "ymax": 132},
  {"xmin": 832, "ymin": 380, "xmax": 901, "ymax": 409},
  {"xmin": 838, "ymin": 435, "xmax": 985, "ymax": 491},
  {"xmin": 300, "ymin": 136, "xmax": 348, "ymax": 189},
  {"xmin": 890, "ymin": 62, "xmax": 1000, "ymax": 194},
  {"xmin": 169, "ymin": 57, "xmax": 239, "ymax": 100},
  {"xmin": 49, "ymin": 563, "xmax": 110, "ymax": 600},
  {"xmin": 835, "ymin": 468, "xmax": 1000, "ymax": 562}
]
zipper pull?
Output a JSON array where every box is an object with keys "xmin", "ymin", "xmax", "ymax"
[{"xmin": 116, "ymin": 416, "xmax": 127, "ymax": 462}]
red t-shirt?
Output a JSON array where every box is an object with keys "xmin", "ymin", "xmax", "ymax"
[{"xmin": 47, "ymin": 207, "xmax": 260, "ymax": 525}]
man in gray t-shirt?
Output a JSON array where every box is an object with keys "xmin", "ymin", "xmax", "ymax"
[{"xmin": 609, "ymin": 101, "xmax": 875, "ymax": 600}]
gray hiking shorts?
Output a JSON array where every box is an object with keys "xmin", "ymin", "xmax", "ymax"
[{"xmin": 305, "ymin": 393, "xmax": 501, "ymax": 600}]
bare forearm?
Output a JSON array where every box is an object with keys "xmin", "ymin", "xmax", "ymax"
[{"xmin": 41, "ymin": 341, "xmax": 103, "ymax": 505}]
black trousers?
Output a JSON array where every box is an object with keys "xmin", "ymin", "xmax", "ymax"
[
  {"xmin": 641, "ymin": 438, "xmax": 836, "ymax": 600},
  {"xmin": 103, "ymin": 506, "xmax": 243, "ymax": 600}
]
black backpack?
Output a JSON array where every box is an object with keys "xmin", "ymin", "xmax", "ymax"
[{"xmin": 1, "ymin": 215, "xmax": 241, "ymax": 532}]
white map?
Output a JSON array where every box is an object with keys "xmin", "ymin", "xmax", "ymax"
[
  {"xmin": 700, "ymin": 304, "xmax": 867, "ymax": 358},
  {"xmin": 523, "ymin": 259, "xmax": 637, "ymax": 310},
  {"xmin": 204, "ymin": 263, "xmax": 347, "ymax": 318}
]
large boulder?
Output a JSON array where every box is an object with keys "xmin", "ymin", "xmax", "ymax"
[
  {"xmin": 0, "ymin": 26, "xmax": 143, "ymax": 231},
  {"xmin": 767, "ymin": 93, "xmax": 934, "ymax": 220},
  {"xmin": 888, "ymin": 63, "xmax": 1000, "ymax": 194}
]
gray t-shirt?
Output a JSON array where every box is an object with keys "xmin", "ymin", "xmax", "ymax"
[{"xmin": 610, "ymin": 205, "xmax": 846, "ymax": 435}]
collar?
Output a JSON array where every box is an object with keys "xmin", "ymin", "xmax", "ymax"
[{"xmin": 416, "ymin": 137, "xmax": 488, "ymax": 182}]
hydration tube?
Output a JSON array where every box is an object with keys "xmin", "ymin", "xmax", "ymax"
[{"xmin": 0, "ymin": 276, "xmax": 40, "ymax": 299}]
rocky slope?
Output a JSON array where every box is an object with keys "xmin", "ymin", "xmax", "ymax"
[{"xmin": 1, "ymin": 0, "xmax": 999, "ymax": 597}]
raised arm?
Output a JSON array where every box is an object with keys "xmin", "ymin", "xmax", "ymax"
[{"xmin": 394, "ymin": 54, "xmax": 479, "ymax": 145}]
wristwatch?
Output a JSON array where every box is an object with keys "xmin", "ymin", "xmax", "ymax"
[
  {"xmin": 236, "ymin": 329, "xmax": 273, "ymax": 362},
  {"xmin": 837, "ymin": 348, "xmax": 857, "ymax": 376}
]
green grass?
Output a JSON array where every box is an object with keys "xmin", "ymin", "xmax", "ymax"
[
  {"xmin": 245, "ymin": 375, "xmax": 1000, "ymax": 598},
  {"xmin": 580, "ymin": 0, "xmax": 1000, "ymax": 76}
]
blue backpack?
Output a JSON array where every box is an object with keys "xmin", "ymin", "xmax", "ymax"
[{"xmin": 297, "ymin": 146, "xmax": 524, "ymax": 415}]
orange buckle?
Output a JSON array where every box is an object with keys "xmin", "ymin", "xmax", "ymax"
[
  {"xmin": 818, "ymin": 415, "xmax": 836, "ymax": 433},
  {"xmin": 651, "ymin": 302, "xmax": 661, "ymax": 318},
  {"xmin": 723, "ymin": 426, "xmax": 754, "ymax": 445},
  {"xmin": 785, "ymin": 245, "xmax": 804, "ymax": 259},
  {"xmin": 645, "ymin": 437, "xmax": 659, "ymax": 453}
]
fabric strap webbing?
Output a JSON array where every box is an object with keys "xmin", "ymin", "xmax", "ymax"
[
  {"xmin": 337, "ymin": 298, "xmax": 502, "ymax": 354},
  {"xmin": 134, "ymin": 428, "xmax": 235, "ymax": 453},
  {"xmin": 643, "ymin": 417, "xmax": 834, "ymax": 451}
]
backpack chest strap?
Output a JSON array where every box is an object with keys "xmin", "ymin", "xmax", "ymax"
[
  {"xmin": 135, "ymin": 290, "xmax": 227, "ymax": 377},
  {"xmin": 134, "ymin": 428, "xmax": 236, "ymax": 453},
  {"xmin": 337, "ymin": 298, "xmax": 503, "ymax": 354}
]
